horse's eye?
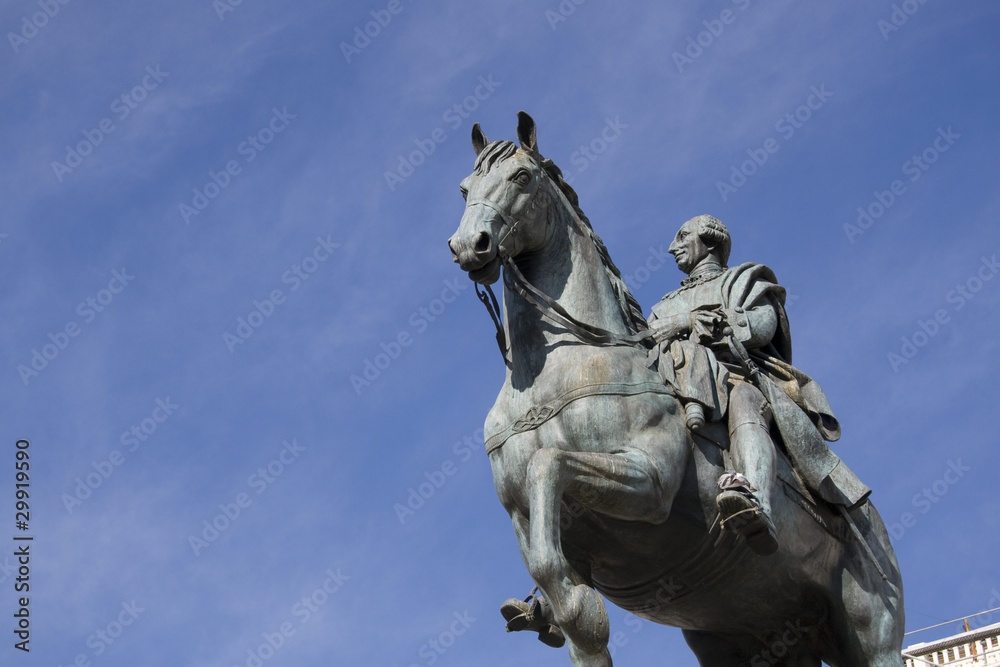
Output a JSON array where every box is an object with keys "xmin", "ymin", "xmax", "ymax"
[{"xmin": 512, "ymin": 170, "xmax": 531, "ymax": 186}]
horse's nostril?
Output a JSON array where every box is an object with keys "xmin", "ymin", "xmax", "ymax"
[
  {"xmin": 475, "ymin": 232, "xmax": 491, "ymax": 255},
  {"xmin": 447, "ymin": 238, "xmax": 459, "ymax": 262}
]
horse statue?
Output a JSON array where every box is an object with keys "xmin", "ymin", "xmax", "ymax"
[{"xmin": 447, "ymin": 111, "xmax": 904, "ymax": 666}]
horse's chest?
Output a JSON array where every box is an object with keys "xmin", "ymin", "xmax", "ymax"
[
  {"xmin": 486, "ymin": 352, "xmax": 637, "ymax": 508},
  {"xmin": 487, "ymin": 352, "xmax": 628, "ymax": 442}
]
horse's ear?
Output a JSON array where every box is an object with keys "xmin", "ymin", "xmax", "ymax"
[
  {"xmin": 471, "ymin": 123, "xmax": 490, "ymax": 156},
  {"xmin": 516, "ymin": 111, "xmax": 538, "ymax": 153}
]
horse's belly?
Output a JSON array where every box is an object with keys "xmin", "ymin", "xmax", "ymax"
[
  {"xmin": 595, "ymin": 552, "xmax": 827, "ymax": 633},
  {"xmin": 581, "ymin": 510, "xmax": 835, "ymax": 635}
]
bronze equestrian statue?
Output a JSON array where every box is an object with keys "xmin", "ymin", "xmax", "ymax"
[{"xmin": 447, "ymin": 111, "xmax": 904, "ymax": 666}]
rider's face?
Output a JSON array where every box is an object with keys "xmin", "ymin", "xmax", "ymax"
[{"xmin": 668, "ymin": 221, "xmax": 710, "ymax": 274}]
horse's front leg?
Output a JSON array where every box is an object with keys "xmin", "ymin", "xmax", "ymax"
[
  {"xmin": 525, "ymin": 440, "xmax": 685, "ymax": 667},
  {"xmin": 526, "ymin": 447, "xmax": 612, "ymax": 667}
]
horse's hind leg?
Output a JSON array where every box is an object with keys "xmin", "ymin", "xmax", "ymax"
[
  {"xmin": 819, "ymin": 503, "xmax": 905, "ymax": 667},
  {"xmin": 825, "ymin": 572, "xmax": 904, "ymax": 667},
  {"xmin": 524, "ymin": 445, "xmax": 684, "ymax": 666}
]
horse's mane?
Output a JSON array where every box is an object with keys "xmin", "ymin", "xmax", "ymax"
[{"xmin": 475, "ymin": 140, "xmax": 649, "ymax": 335}]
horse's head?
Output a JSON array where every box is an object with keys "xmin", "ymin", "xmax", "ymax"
[{"xmin": 448, "ymin": 111, "xmax": 558, "ymax": 285}]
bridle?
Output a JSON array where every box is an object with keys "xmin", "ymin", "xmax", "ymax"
[
  {"xmin": 465, "ymin": 168, "xmax": 656, "ymax": 364},
  {"xmin": 463, "ymin": 161, "xmax": 675, "ymax": 458}
]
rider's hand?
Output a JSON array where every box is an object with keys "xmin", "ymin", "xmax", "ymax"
[
  {"xmin": 690, "ymin": 308, "xmax": 726, "ymax": 344},
  {"xmin": 650, "ymin": 314, "xmax": 691, "ymax": 343}
]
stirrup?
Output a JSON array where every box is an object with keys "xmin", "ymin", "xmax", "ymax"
[
  {"xmin": 716, "ymin": 488, "xmax": 778, "ymax": 555},
  {"xmin": 500, "ymin": 594, "xmax": 566, "ymax": 648}
]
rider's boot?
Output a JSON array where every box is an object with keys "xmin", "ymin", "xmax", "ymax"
[
  {"xmin": 500, "ymin": 593, "xmax": 565, "ymax": 648},
  {"xmin": 717, "ymin": 420, "xmax": 778, "ymax": 555}
]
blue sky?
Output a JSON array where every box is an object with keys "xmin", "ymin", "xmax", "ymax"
[{"xmin": 1, "ymin": 1, "xmax": 998, "ymax": 665}]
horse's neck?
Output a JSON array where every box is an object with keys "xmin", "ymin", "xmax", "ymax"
[{"xmin": 503, "ymin": 204, "xmax": 627, "ymax": 384}]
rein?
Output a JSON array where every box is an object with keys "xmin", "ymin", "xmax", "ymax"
[
  {"xmin": 468, "ymin": 173, "xmax": 656, "ymax": 361},
  {"xmin": 502, "ymin": 256, "xmax": 656, "ymax": 348},
  {"xmin": 475, "ymin": 282, "xmax": 507, "ymax": 363}
]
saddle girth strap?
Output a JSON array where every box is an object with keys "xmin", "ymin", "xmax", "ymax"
[{"xmin": 485, "ymin": 381, "xmax": 675, "ymax": 454}]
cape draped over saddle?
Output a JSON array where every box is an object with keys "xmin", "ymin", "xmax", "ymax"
[{"xmin": 649, "ymin": 263, "xmax": 870, "ymax": 509}]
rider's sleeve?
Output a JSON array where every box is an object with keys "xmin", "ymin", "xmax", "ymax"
[{"xmin": 723, "ymin": 295, "xmax": 778, "ymax": 350}]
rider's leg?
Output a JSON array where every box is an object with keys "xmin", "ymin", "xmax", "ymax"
[
  {"xmin": 727, "ymin": 381, "xmax": 776, "ymax": 515},
  {"xmin": 717, "ymin": 381, "xmax": 778, "ymax": 554}
]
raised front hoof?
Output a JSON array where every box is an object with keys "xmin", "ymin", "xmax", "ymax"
[
  {"xmin": 500, "ymin": 598, "xmax": 567, "ymax": 648},
  {"xmin": 717, "ymin": 489, "xmax": 778, "ymax": 556}
]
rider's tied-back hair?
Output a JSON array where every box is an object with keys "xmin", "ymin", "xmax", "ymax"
[{"xmin": 692, "ymin": 214, "xmax": 732, "ymax": 267}]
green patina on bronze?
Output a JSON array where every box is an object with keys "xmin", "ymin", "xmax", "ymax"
[{"xmin": 448, "ymin": 112, "xmax": 904, "ymax": 667}]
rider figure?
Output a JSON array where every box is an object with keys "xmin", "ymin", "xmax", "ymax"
[
  {"xmin": 500, "ymin": 214, "xmax": 862, "ymax": 639},
  {"xmin": 648, "ymin": 214, "xmax": 842, "ymax": 556}
]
